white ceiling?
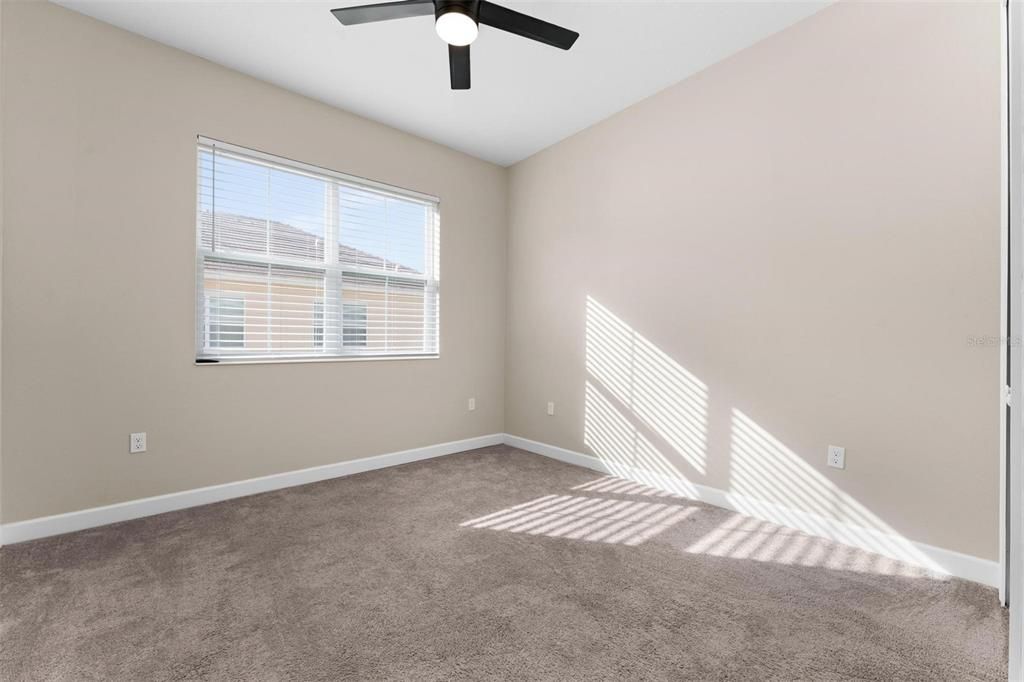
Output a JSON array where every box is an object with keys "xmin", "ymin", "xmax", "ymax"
[{"xmin": 55, "ymin": 1, "xmax": 828, "ymax": 166}]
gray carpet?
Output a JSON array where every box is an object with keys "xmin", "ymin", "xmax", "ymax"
[{"xmin": 0, "ymin": 446, "xmax": 1007, "ymax": 680}]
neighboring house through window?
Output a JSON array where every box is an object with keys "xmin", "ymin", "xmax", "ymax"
[
  {"xmin": 205, "ymin": 295, "xmax": 245, "ymax": 349},
  {"xmin": 343, "ymin": 303, "xmax": 368, "ymax": 347},
  {"xmin": 313, "ymin": 300, "xmax": 324, "ymax": 349}
]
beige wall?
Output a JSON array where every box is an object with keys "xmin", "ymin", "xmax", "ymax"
[
  {"xmin": 1, "ymin": 0, "xmax": 507, "ymax": 523},
  {"xmin": 0, "ymin": 0, "xmax": 1005, "ymax": 565},
  {"xmin": 505, "ymin": 1, "xmax": 1002, "ymax": 560}
]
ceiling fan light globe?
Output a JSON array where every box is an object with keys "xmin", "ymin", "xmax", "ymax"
[{"xmin": 435, "ymin": 10, "xmax": 478, "ymax": 46}]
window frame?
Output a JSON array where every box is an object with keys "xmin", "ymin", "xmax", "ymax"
[{"xmin": 194, "ymin": 137, "xmax": 441, "ymax": 366}]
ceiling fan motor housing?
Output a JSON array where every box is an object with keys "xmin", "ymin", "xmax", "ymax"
[{"xmin": 435, "ymin": 0, "xmax": 480, "ymax": 24}]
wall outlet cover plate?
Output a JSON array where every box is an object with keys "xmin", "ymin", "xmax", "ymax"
[
  {"xmin": 827, "ymin": 445, "xmax": 845, "ymax": 469},
  {"xmin": 130, "ymin": 432, "xmax": 147, "ymax": 454}
]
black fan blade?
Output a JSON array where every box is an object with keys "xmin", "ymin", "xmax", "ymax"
[
  {"xmin": 331, "ymin": 0, "xmax": 434, "ymax": 26},
  {"xmin": 478, "ymin": 1, "xmax": 578, "ymax": 50},
  {"xmin": 449, "ymin": 45, "xmax": 470, "ymax": 89}
]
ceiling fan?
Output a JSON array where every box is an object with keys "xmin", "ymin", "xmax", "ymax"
[{"xmin": 330, "ymin": 0, "xmax": 579, "ymax": 90}]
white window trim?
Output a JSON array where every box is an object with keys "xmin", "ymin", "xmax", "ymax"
[{"xmin": 194, "ymin": 137, "xmax": 441, "ymax": 365}]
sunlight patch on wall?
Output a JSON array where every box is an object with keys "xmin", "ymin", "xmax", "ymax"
[
  {"xmin": 585, "ymin": 297, "xmax": 708, "ymax": 474},
  {"xmin": 460, "ymin": 493, "xmax": 697, "ymax": 546},
  {"xmin": 724, "ymin": 409, "xmax": 941, "ymax": 572},
  {"xmin": 578, "ymin": 298, "xmax": 946, "ymax": 575},
  {"xmin": 584, "ymin": 381, "xmax": 700, "ymax": 498}
]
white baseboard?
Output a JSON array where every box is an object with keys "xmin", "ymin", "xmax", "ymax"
[
  {"xmin": 503, "ymin": 434, "xmax": 1001, "ymax": 588},
  {"xmin": 0, "ymin": 433, "xmax": 504, "ymax": 546},
  {"xmin": 0, "ymin": 431, "xmax": 1000, "ymax": 589}
]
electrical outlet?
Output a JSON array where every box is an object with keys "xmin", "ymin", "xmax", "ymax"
[
  {"xmin": 468, "ymin": 397, "xmax": 476, "ymax": 411},
  {"xmin": 827, "ymin": 445, "xmax": 845, "ymax": 469},
  {"xmin": 547, "ymin": 401, "xmax": 555, "ymax": 416},
  {"xmin": 130, "ymin": 432, "xmax": 147, "ymax": 454}
]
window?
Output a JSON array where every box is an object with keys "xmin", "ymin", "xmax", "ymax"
[{"xmin": 196, "ymin": 138, "xmax": 440, "ymax": 362}]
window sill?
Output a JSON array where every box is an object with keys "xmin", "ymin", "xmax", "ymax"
[{"xmin": 194, "ymin": 354, "xmax": 440, "ymax": 366}]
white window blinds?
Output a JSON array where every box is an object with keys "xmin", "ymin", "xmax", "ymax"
[{"xmin": 196, "ymin": 138, "xmax": 440, "ymax": 362}]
